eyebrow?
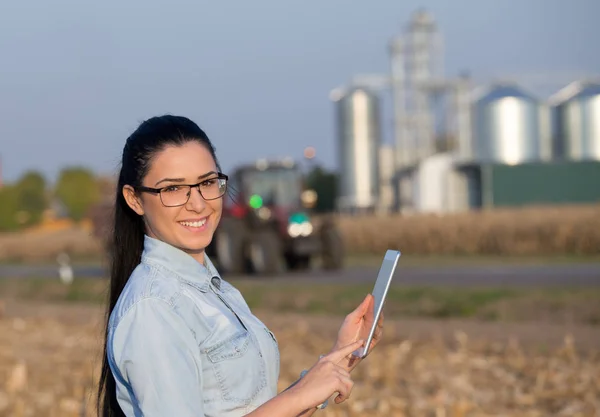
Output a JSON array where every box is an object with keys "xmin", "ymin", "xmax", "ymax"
[{"xmin": 155, "ymin": 171, "xmax": 218, "ymax": 187}]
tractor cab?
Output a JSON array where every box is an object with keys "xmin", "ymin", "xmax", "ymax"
[
  {"xmin": 206, "ymin": 158, "xmax": 343, "ymax": 275},
  {"xmin": 238, "ymin": 161, "xmax": 303, "ymax": 209},
  {"xmin": 225, "ymin": 160, "xmax": 312, "ymax": 234}
]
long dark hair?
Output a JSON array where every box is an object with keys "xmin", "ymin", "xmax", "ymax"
[{"xmin": 97, "ymin": 115, "xmax": 220, "ymax": 416}]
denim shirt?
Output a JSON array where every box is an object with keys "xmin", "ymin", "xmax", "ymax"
[{"xmin": 107, "ymin": 235, "xmax": 281, "ymax": 417}]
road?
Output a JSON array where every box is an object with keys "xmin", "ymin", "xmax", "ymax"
[{"xmin": 2, "ymin": 262, "xmax": 600, "ymax": 287}]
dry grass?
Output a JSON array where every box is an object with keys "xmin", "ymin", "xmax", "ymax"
[
  {"xmin": 0, "ymin": 301, "xmax": 598, "ymax": 417},
  {"xmin": 0, "ymin": 228, "xmax": 102, "ymax": 264},
  {"xmin": 1, "ymin": 204, "xmax": 599, "ymax": 264},
  {"xmin": 335, "ymin": 204, "xmax": 600, "ymax": 256}
]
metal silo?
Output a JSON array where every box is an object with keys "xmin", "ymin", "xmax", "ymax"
[
  {"xmin": 333, "ymin": 87, "xmax": 381, "ymax": 213},
  {"xmin": 472, "ymin": 84, "xmax": 547, "ymax": 165},
  {"xmin": 550, "ymin": 81, "xmax": 600, "ymax": 161}
]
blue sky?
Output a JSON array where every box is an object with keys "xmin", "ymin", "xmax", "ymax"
[{"xmin": 0, "ymin": 0, "xmax": 598, "ymax": 184}]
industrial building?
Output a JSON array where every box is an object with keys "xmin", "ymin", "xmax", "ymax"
[
  {"xmin": 331, "ymin": 10, "xmax": 600, "ymax": 214},
  {"xmin": 460, "ymin": 81, "xmax": 600, "ymax": 210},
  {"xmin": 458, "ymin": 160, "xmax": 600, "ymax": 209}
]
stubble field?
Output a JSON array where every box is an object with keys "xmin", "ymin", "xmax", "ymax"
[{"xmin": 1, "ymin": 294, "xmax": 599, "ymax": 417}]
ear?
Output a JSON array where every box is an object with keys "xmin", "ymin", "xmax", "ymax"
[{"xmin": 122, "ymin": 185, "xmax": 145, "ymax": 216}]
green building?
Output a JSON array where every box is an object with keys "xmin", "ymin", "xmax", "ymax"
[{"xmin": 458, "ymin": 160, "xmax": 600, "ymax": 209}]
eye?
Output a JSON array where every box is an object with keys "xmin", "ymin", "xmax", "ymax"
[
  {"xmin": 201, "ymin": 178, "xmax": 218, "ymax": 187},
  {"xmin": 163, "ymin": 185, "xmax": 181, "ymax": 193}
]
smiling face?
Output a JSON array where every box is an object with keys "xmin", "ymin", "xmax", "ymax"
[{"xmin": 122, "ymin": 141, "xmax": 223, "ymax": 264}]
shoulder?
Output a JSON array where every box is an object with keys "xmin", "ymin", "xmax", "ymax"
[
  {"xmin": 107, "ymin": 262, "xmax": 215, "ymax": 348},
  {"xmin": 108, "ymin": 262, "xmax": 185, "ymax": 330}
]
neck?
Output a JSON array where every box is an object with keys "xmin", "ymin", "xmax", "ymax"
[{"xmin": 189, "ymin": 250, "xmax": 205, "ymax": 266}]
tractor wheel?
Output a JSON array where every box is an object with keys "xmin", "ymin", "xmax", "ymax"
[
  {"xmin": 213, "ymin": 219, "xmax": 246, "ymax": 275},
  {"xmin": 248, "ymin": 231, "xmax": 283, "ymax": 276},
  {"xmin": 321, "ymin": 227, "xmax": 344, "ymax": 270}
]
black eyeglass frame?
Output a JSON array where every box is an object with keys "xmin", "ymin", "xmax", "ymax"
[{"xmin": 135, "ymin": 172, "xmax": 229, "ymax": 207}]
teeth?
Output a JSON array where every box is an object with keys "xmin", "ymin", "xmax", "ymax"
[{"xmin": 180, "ymin": 219, "xmax": 207, "ymax": 227}]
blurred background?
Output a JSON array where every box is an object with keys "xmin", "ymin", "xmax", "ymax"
[{"xmin": 1, "ymin": 1, "xmax": 599, "ymax": 416}]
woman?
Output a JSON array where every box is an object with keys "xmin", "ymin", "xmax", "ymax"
[{"xmin": 97, "ymin": 115, "xmax": 384, "ymax": 417}]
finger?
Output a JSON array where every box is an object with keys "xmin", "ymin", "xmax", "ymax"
[
  {"xmin": 348, "ymin": 294, "xmax": 372, "ymax": 319},
  {"xmin": 335, "ymin": 376, "xmax": 354, "ymax": 403},
  {"xmin": 327, "ymin": 339, "xmax": 364, "ymax": 362},
  {"xmin": 334, "ymin": 384, "xmax": 349, "ymax": 403},
  {"xmin": 375, "ymin": 313, "xmax": 384, "ymax": 328},
  {"xmin": 319, "ymin": 358, "xmax": 352, "ymax": 377}
]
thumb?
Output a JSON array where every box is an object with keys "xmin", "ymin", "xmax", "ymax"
[{"xmin": 350, "ymin": 294, "xmax": 371, "ymax": 317}]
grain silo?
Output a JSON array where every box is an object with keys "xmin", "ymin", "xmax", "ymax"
[
  {"xmin": 332, "ymin": 87, "xmax": 382, "ymax": 213},
  {"xmin": 377, "ymin": 144, "xmax": 395, "ymax": 214},
  {"xmin": 550, "ymin": 81, "xmax": 600, "ymax": 161},
  {"xmin": 472, "ymin": 84, "xmax": 549, "ymax": 165}
]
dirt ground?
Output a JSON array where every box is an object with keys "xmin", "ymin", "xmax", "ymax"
[{"xmin": 0, "ymin": 299, "xmax": 599, "ymax": 417}]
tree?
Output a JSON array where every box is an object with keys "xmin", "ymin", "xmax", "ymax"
[
  {"xmin": 16, "ymin": 171, "xmax": 48, "ymax": 226},
  {"xmin": 0, "ymin": 185, "xmax": 21, "ymax": 231},
  {"xmin": 305, "ymin": 165, "xmax": 339, "ymax": 213},
  {"xmin": 55, "ymin": 167, "xmax": 100, "ymax": 222}
]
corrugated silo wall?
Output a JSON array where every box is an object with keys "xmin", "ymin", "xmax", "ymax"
[
  {"xmin": 558, "ymin": 91, "xmax": 600, "ymax": 160},
  {"xmin": 472, "ymin": 85, "xmax": 546, "ymax": 165},
  {"xmin": 335, "ymin": 88, "xmax": 381, "ymax": 213}
]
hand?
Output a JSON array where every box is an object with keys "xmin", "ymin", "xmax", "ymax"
[
  {"xmin": 288, "ymin": 340, "xmax": 364, "ymax": 411},
  {"xmin": 330, "ymin": 294, "xmax": 384, "ymax": 372}
]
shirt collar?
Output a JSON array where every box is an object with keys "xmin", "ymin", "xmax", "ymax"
[{"xmin": 140, "ymin": 235, "xmax": 222, "ymax": 292}]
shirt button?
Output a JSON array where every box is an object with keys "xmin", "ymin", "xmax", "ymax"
[{"xmin": 211, "ymin": 276, "xmax": 221, "ymax": 290}]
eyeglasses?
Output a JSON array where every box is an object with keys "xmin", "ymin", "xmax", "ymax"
[{"xmin": 136, "ymin": 173, "xmax": 228, "ymax": 207}]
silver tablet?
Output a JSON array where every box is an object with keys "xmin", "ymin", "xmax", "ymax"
[{"xmin": 355, "ymin": 249, "xmax": 401, "ymax": 358}]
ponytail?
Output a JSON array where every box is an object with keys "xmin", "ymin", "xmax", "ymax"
[{"xmin": 97, "ymin": 188, "xmax": 145, "ymax": 416}]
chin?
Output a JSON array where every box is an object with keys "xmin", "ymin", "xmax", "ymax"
[{"xmin": 178, "ymin": 232, "xmax": 215, "ymax": 253}]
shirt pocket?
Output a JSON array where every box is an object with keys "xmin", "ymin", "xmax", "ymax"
[{"xmin": 205, "ymin": 330, "xmax": 267, "ymax": 406}]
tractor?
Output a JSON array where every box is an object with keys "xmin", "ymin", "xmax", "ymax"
[{"xmin": 205, "ymin": 159, "xmax": 344, "ymax": 275}]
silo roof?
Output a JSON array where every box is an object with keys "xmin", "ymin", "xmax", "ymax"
[
  {"xmin": 548, "ymin": 81, "xmax": 600, "ymax": 105},
  {"xmin": 472, "ymin": 83, "xmax": 539, "ymax": 105}
]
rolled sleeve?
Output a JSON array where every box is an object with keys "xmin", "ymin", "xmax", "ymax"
[{"xmin": 111, "ymin": 297, "xmax": 205, "ymax": 417}]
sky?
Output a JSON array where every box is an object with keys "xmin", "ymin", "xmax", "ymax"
[{"xmin": 0, "ymin": 0, "xmax": 598, "ymax": 184}]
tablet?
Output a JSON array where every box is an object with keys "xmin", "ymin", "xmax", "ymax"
[{"xmin": 354, "ymin": 249, "xmax": 401, "ymax": 358}]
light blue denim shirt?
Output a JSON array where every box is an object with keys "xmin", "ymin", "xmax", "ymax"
[{"xmin": 107, "ymin": 235, "xmax": 280, "ymax": 417}]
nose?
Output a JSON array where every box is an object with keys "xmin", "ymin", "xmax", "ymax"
[{"xmin": 185, "ymin": 186, "xmax": 207, "ymax": 212}]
